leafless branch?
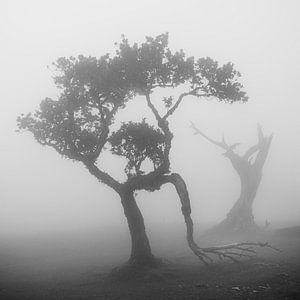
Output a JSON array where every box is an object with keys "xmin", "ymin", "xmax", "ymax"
[
  {"xmin": 191, "ymin": 241, "xmax": 281, "ymax": 265},
  {"xmin": 242, "ymin": 124, "xmax": 267, "ymax": 161},
  {"xmin": 243, "ymin": 144, "xmax": 260, "ymax": 160},
  {"xmin": 253, "ymin": 134, "xmax": 273, "ymax": 169},
  {"xmin": 190, "ymin": 121, "xmax": 240, "ymax": 151},
  {"xmin": 257, "ymin": 123, "xmax": 264, "ymax": 142}
]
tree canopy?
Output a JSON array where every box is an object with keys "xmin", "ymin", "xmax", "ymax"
[{"xmin": 17, "ymin": 33, "xmax": 247, "ymax": 183}]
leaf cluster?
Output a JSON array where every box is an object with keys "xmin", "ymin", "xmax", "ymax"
[
  {"xmin": 114, "ymin": 33, "xmax": 248, "ymax": 103},
  {"xmin": 17, "ymin": 54, "xmax": 134, "ymax": 160},
  {"xmin": 109, "ymin": 120, "xmax": 166, "ymax": 177}
]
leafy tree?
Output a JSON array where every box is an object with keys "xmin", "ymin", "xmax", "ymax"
[{"xmin": 18, "ymin": 33, "xmax": 273, "ymax": 267}]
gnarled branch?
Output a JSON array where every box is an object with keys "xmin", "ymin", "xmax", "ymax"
[
  {"xmin": 163, "ymin": 89, "xmax": 211, "ymax": 120},
  {"xmin": 190, "ymin": 121, "xmax": 240, "ymax": 151},
  {"xmin": 166, "ymin": 173, "xmax": 280, "ymax": 265},
  {"xmin": 145, "ymin": 93, "xmax": 162, "ymax": 123},
  {"xmin": 83, "ymin": 159, "xmax": 122, "ymax": 192}
]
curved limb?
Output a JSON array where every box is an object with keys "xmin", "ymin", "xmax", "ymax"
[{"xmin": 168, "ymin": 173, "xmax": 280, "ymax": 265}]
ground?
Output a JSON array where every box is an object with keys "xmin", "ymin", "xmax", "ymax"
[{"xmin": 1, "ymin": 228, "xmax": 300, "ymax": 299}]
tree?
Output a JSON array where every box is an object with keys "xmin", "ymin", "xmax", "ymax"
[
  {"xmin": 18, "ymin": 33, "xmax": 273, "ymax": 267},
  {"xmin": 191, "ymin": 122, "xmax": 273, "ymax": 234}
]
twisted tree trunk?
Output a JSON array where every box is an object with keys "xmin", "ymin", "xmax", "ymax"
[
  {"xmin": 191, "ymin": 123, "xmax": 273, "ymax": 234},
  {"xmin": 218, "ymin": 133, "xmax": 272, "ymax": 233},
  {"xmin": 118, "ymin": 172, "xmax": 201, "ymax": 267},
  {"xmin": 119, "ymin": 189, "xmax": 159, "ymax": 267},
  {"xmin": 215, "ymin": 165, "xmax": 262, "ymax": 232}
]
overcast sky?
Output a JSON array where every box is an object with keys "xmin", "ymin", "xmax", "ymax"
[{"xmin": 0, "ymin": 0, "xmax": 299, "ymax": 237}]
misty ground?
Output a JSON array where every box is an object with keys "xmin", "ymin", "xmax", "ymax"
[{"xmin": 1, "ymin": 225, "xmax": 300, "ymax": 300}]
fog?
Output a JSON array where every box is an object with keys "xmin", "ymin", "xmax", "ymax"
[
  {"xmin": 1, "ymin": 2, "xmax": 300, "ymax": 299},
  {"xmin": 1, "ymin": 0, "xmax": 299, "ymax": 241}
]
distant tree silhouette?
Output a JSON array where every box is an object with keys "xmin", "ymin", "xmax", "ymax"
[
  {"xmin": 191, "ymin": 122, "xmax": 273, "ymax": 234},
  {"xmin": 18, "ymin": 33, "xmax": 274, "ymax": 267}
]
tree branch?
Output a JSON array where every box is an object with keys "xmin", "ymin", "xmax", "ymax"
[
  {"xmin": 257, "ymin": 123, "xmax": 264, "ymax": 143},
  {"xmin": 243, "ymin": 144, "xmax": 260, "ymax": 161},
  {"xmin": 86, "ymin": 103, "xmax": 120, "ymax": 162},
  {"xmin": 145, "ymin": 93, "xmax": 162, "ymax": 123},
  {"xmin": 244, "ymin": 124, "xmax": 273, "ymax": 169},
  {"xmin": 64, "ymin": 99, "xmax": 121, "ymax": 191},
  {"xmin": 83, "ymin": 159, "xmax": 122, "ymax": 192},
  {"xmin": 253, "ymin": 134, "xmax": 273, "ymax": 170},
  {"xmin": 163, "ymin": 92, "xmax": 189, "ymax": 120},
  {"xmin": 163, "ymin": 88, "xmax": 211, "ymax": 120},
  {"xmin": 144, "ymin": 92, "xmax": 173, "ymax": 172},
  {"xmin": 190, "ymin": 121, "xmax": 240, "ymax": 151}
]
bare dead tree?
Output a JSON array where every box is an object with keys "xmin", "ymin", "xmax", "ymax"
[{"xmin": 191, "ymin": 122, "xmax": 273, "ymax": 234}]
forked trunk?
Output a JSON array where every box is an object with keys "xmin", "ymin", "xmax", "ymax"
[
  {"xmin": 120, "ymin": 190, "xmax": 158, "ymax": 267},
  {"xmin": 191, "ymin": 123, "xmax": 273, "ymax": 235}
]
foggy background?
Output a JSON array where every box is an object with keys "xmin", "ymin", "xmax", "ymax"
[{"xmin": 0, "ymin": 0, "xmax": 299, "ymax": 244}]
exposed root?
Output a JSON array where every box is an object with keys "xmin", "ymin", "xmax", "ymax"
[{"xmin": 189, "ymin": 241, "xmax": 281, "ymax": 265}]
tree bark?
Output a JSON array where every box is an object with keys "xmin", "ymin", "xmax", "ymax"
[
  {"xmin": 191, "ymin": 122, "xmax": 273, "ymax": 235},
  {"xmin": 119, "ymin": 189, "xmax": 158, "ymax": 267},
  {"xmin": 211, "ymin": 135, "xmax": 273, "ymax": 234},
  {"xmin": 216, "ymin": 167, "xmax": 262, "ymax": 232},
  {"xmin": 167, "ymin": 173, "xmax": 207, "ymax": 260}
]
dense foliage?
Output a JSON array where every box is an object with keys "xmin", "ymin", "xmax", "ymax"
[
  {"xmin": 17, "ymin": 33, "xmax": 247, "ymax": 178},
  {"xmin": 109, "ymin": 120, "xmax": 165, "ymax": 176}
]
